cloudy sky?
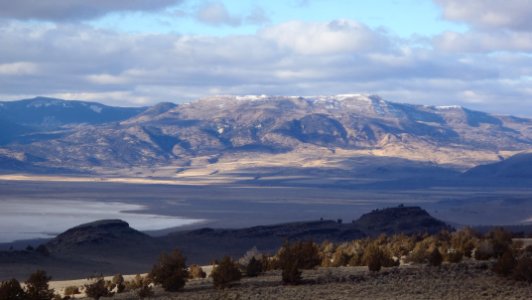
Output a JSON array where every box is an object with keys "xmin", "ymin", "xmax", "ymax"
[{"xmin": 0, "ymin": 0, "xmax": 531, "ymax": 116}]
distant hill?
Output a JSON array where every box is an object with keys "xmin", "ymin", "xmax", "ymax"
[
  {"xmin": 45, "ymin": 219, "xmax": 154, "ymax": 254},
  {"xmin": 0, "ymin": 205, "xmax": 450, "ymax": 280},
  {"xmin": 463, "ymin": 152, "xmax": 532, "ymax": 178},
  {"xmin": 0, "ymin": 97, "xmax": 146, "ymax": 128},
  {"xmin": 353, "ymin": 205, "xmax": 452, "ymax": 235}
]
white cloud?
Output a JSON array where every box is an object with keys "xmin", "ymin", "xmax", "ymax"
[
  {"xmin": 435, "ymin": 30, "xmax": 532, "ymax": 52},
  {"xmin": 195, "ymin": 1, "xmax": 241, "ymax": 26},
  {"xmin": 435, "ymin": 0, "xmax": 532, "ymax": 31},
  {"xmin": 0, "ymin": 19, "xmax": 531, "ymax": 116},
  {"xmin": 260, "ymin": 19, "xmax": 390, "ymax": 55},
  {"xmin": 86, "ymin": 73, "xmax": 129, "ymax": 85},
  {"xmin": 0, "ymin": 62, "xmax": 39, "ymax": 75},
  {"xmin": 433, "ymin": 1, "xmax": 532, "ymax": 54}
]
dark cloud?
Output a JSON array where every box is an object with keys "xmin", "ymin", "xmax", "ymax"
[{"xmin": 0, "ymin": 0, "xmax": 183, "ymax": 21}]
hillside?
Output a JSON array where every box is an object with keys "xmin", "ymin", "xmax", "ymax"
[
  {"xmin": 463, "ymin": 152, "xmax": 532, "ymax": 178},
  {"xmin": 0, "ymin": 95, "xmax": 531, "ymax": 178},
  {"xmin": 0, "ymin": 206, "xmax": 449, "ymax": 280}
]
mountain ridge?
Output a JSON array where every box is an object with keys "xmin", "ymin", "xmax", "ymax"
[{"xmin": 1, "ymin": 94, "xmax": 531, "ymax": 179}]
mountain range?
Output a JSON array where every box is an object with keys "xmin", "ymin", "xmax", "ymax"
[{"xmin": 0, "ymin": 94, "xmax": 531, "ymax": 180}]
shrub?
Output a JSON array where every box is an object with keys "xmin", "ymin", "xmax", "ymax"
[
  {"xmin": 487, "ymin": 227, "xmax": 513, "ymax": 258},
  {"xmin": 362, "ymin": 244, "xmax": 383, "ymax": 272},
  {"xmin": 135, "ymin": 283, "xmax": 154, "ymax": 299},
  {"xmin": 408, "ymin": 242, "xmax": 430, "ymax": 264},
  {"xmin": 260, "ymin": 255, "xmax": 275, "ymax": 271},
  {"xmin": 0, "ymin": 278, "xmax": 26, "ymax": 300},
  {"xmin": 451, "ymin": 227, "xmax": 479, "ymax": 258},
  {"xmin": 63, "ymin": 286, "xmax": 80, "ymax": 296},
  {"xmin": 474, "ymin": 240, "xmax": 494, "ymax": 260},
  {"xmin": 512, "ymin": 257, "xmax": 532, "ymax": 282},
  {"xmin": 25, "ymin": 270, "xmax": 55, "ymax": 300},
  {"xmin": 189, "ymin": 265, "xmax": 207, "ymax": 279},
  {"xmin": 281, "ymin": 258, "xmax": 302, "ymax": 285},
  {"xmin": 277, "ymin": 241, "xmax": 320, "ymax": 284},
  {"xmin": 361, "ymin": 243, "xmax": 398, "ymax": 271},
  {"xmin": 124, "ymin": 275, "xmax": 151, "ymax": 293},
  {"xmin": 84, "ymin": 277, "xmax": 113, "ymax": 300},
  {"xmin": 278, "ymin": 241, "xmax": 321, "ymax": 270},
  {"xmin": 238, "ymin": 246, "xmax": 261, "ymax": 266},
  {"xmin": 246, "ymin": 257, "xmax": 263, "ymax": 277},
  {"xmin": 493, "ymin": 249, "xmax": 516, "ymax": 276},
  {"xmin": 211, "ymin": 256, "xmax": 242, "ymax": 289},
  {"xmin": 149, "ymin": 249, "xmax": 188, "ymax": 292},
  {"xmin": 445, "ymin": 250, "xmax": 463, "ymax": 263},
  {"xmin": 428, "ymin": 248, "xmax": 443, "ymax": 267},
  {"xmin": 296, "ymin": 241, "xmax": 321, "ymax": 269},
  {"xmin": 331, "ymin": 251, "xmax": 352, "ymax": 267},
  {"xmin": 112, "ymin": 274, "xmax": 125, "ymax": 293}
]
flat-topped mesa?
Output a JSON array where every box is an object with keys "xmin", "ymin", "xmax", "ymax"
[
  {"xmin": 64, "ymin": 219, "xmax": 130, "ymax": 231},
  {"xmin": 45, "ymin": 219, "xmax": 151, "ymax": 253},
  {"xmin": 353, "ymin": 205, "xmax": 451, "ymax": 235}
]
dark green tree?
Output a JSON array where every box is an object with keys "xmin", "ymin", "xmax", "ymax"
[
  {"xmin": 246, "ymin": 256, "xmax": 263, "ymax": 277},
  {"xmin": 0, "ymin": 279, "xmax": 26, "ymax": 300},
  {"xmin": 84, "ymin": 277, "xmax": 113, "ymax": 300},
  {"xmin": 149, "ymin": 249, "xmax": 188, "ymax": 292},
  {"xmin": 211, "ymin": 256, "xmax": 242, "ymax": 289},
  {"xmin": 25, "ymin": 270, "xmax": 54, "ymax": 300}
]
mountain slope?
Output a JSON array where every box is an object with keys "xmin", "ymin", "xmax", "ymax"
[
  {"xmin": 463, "ymin": 152, "xmax": 532, "ymax": 178},
  {"xmin": 0, "ymin": 94, "xmax": 531, "ymax": 176}
]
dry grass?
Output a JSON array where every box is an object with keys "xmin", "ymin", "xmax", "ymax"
[{"xmin": 97, "ymin": 261, "xmax": 532, "ymax": 300}]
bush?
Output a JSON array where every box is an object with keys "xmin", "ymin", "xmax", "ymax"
[
  {"xmin": 0, "ymin": 278, "xmax": 26, "ymax": 300},
  {"xmin": 84, "ymin": 277, "xmax": 113, "ymax": 300},
  {"xmin": 63, "ymin": 286, "xmax": 80, "ymax": 296},
  {"xmin": 451, "ymin": 228, "xmax": 479, "ymax": 258},
  {"xmin": 112, "ymin": 274, "xmax": 125, "ymax": 293},
  {"xmin": 238, "ymin": 246, "xmax": 261, "ymax": 267},
  {"xmin": 149, "ymin": 249, "xmax": 188, "ymax": 292},
  {"xmin": 512, "ymin": 257, "xmax": 532, "ymax": 282},
  {"xmin": 246, "ymin": 257, "xmax": 263, "ymax": 277},
  {"xmin": 493, "ymin": 249, "xmax": 516, "ymax": 276},
  {"xmin": 281, "ymin": 258, "xmax": 302, "ymax": 285},
  {"xmin": 474, "ymin": 240, "xmax": 494, "ymax": 260},
  {"xmin": 363, "ymin": 244, "xmax": 384, "ymax": 272},
  {"xmin": 278, "ymin": 241, "xmax": 321, "ymax": 270},
  {"xmin": 211, "ymin": 256, "xmax": 242, "ymax": 289},
  {"xmin": 277, "ymin": 241, "xmax": 320, "ymax": 284},
  {"xmin": 135, "ymin": 283, "xmax": 154, "ymax": 299},
  {"xmin": 260, "ymin": 255, "xmax": 275, "ymax": 271},
  {"xmin": 445, "ymin": 250, "xmax": 463, "ymax": 263},
  {"xmin": 428, "ymin": 248, "xmax": 443, "ymax": 267},
  {"xmin": 189, "ymin": 265, "xmax": 206, "ymax": 279},
  {"xmin": 124, "ymin": 275, "xmax": 151, "ymax": 293},
  {"xmin": 487, "ymin": 227, "xmax": 513, "ymax": 258},
  {"xmin": 25, "ymin": 270, "xmax": 55, "ymax": 300}
]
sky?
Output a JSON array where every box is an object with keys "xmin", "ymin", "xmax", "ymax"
[{"xmin": 0, "ymin": 0, "xmax": 531, "ymax": 115}]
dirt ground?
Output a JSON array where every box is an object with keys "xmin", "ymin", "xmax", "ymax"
[{"xmin": 80, "ymin": 261, "xmax": 532, "ymax": 300}]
